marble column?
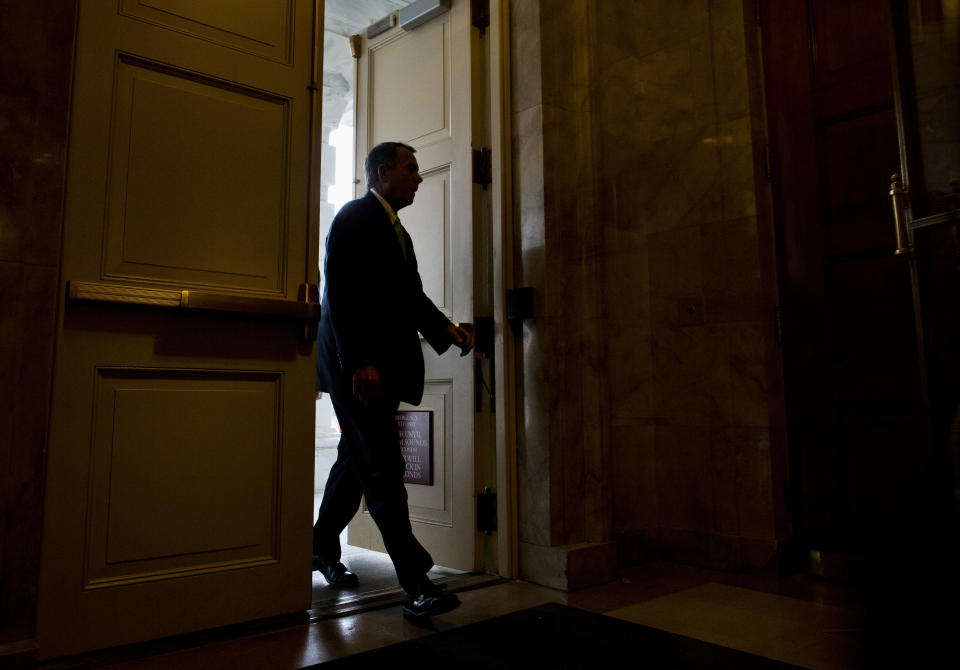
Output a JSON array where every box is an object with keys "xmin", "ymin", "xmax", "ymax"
[
  {"xmin": 510, "ymin": 0, "xmax": 789, "ymax": 589},
  {"xmin": 511, "ymin": 0, "xmax": 617, "ymax": 590},
  {"xmin": 0, "ymin": 1, "xmax": 77, "ymax": 664}
]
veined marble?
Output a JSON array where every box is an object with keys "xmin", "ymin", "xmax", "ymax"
[{"xmin": 511, "ymin": 0, "xmax": 786, "ymax": 586}]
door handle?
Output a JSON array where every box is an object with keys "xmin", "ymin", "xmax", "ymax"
[
  {"xmin": 67, "ymin": 280, "xmax": 320, "ymax": 321},
  {"xmin": 890, "ymin": 174, "xmax": 913, "ymax": 255}
]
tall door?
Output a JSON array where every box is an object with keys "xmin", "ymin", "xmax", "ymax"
[
  {"xmin": 346, "ymin": 0, "xmax": 478, "ymax": 571},
  {"xmin": 760, "ymin": 0, "xmax": 927, "ymax": 573},
  {"xmin": 38, "ymin": 1, "xmax": 320, "ymax": 659}
]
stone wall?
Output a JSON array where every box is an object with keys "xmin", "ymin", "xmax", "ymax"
[
  {"xmin": 0, "ymin": 1, "xmax": 77, "ymax": 660},
  {"xmin": 511, "ymin": 0, "xmax": 618, "ymax": 590},
  {"xmin": 510, "ymin": 0, "xmax": 789, "ymax": 588}
]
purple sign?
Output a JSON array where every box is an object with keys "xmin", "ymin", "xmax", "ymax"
[{"xmin": 396, "ymin": 410, "xmax": 432, "ymax": 485}]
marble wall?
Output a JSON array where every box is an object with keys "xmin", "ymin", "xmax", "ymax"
[
  {"xmin": 0, "ymin": 0, "xmax": 77, "ymax": 657},
  {"xmin": 511, "ymin": 0, "xmax": 618, "ymax": 590},
  {"xmin": 511, "ymin": 0, "xmax": 789, "ymax": 587}
]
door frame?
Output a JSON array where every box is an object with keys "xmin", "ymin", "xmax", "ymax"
[
  {"xmin": 487, "ymin": 0, "xmax": 518, "ymax": 580},
  {"xmin": 332, "ymin": 0, "xmax": 517, "ymax": 579}
]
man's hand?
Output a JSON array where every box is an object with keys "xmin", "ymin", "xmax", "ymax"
[
  {"xmin": 352, "ymin": 365, "xmax": 380, "ymax": 405},
  {"xmin": 446, "ymin": 324, "xmax": 475, "ymax": 357}
]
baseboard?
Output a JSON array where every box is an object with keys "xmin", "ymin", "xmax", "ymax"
[
  {"xmin": 614, "ymin": 530, "xmax": 658, "ymax": 566},
  {"xmin": 657, "ymin": 528, "xmax": 780, "ymax": 571}
]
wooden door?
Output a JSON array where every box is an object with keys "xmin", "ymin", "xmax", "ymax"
[
  {"xmin": 37, "ymin": 0, "xmax": 320, "ymax": 658},
  {"xmin": 760, "ymin": 0, "xmax": 926, "ymax": 572},
  {"xmin": 346, "ymin": 0, "xmax": 478, "ymax": 571}
]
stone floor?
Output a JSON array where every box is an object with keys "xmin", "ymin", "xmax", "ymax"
[{"xmin": 81, "ymin": 560, "xmax": 874, "ymax": 669}]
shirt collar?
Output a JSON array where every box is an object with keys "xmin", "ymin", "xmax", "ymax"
[{"xmin": 370, "ymin": 189, "xmax": 398, "ymax": 224}]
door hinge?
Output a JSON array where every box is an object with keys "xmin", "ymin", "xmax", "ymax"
[
  {"xmin": 298, "ymin": 282, "xmax": 319, "ymax": 303},
  {"xmin": 349, "ymin": 34, "xmax": 362, "ymax": 59},
  {"xmin": 476, "ymin": 488, "xmax": 497, "ymax": 534},
  {"xmin": 474, "ymin": 356, "xmax": 495, "ymax": 412},
  {"xmin": 299, "ymin": 282, "xmax": 320, "ymax": 342},
  {"xmin": 473, "ymin": 147, "xmax": 492, "ymax": 188},
  {"xmin": 471, "ymin": 0, "xmax": 490, "ymax": 35},
  {"xmin": 473, "ymin": 316, "xmax": 495, "ymax": 412},
  {"xmin": 774, "ymin": 303, "xmax": 782, "ymax": 345},
  {"xmin": 474, "ymin": 315, "xmax": 494, "ymax": 355}
]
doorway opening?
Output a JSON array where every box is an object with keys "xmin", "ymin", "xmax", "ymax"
[{"xmin": 311, "ymin": 0, "xmax": 496, "ymax": 615}]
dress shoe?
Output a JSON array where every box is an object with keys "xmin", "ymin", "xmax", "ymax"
[
  {"xmin": 402, "ymin": 584, "xmax": 460, "ymax": 619},
  {"xmin": 313, "ymin": 555, "xmax": 359, "ymax": 587}
]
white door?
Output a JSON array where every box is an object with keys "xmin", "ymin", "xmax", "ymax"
[
  {"xmin": 37, "ymin": 0, "xmax": 319, "ymax": 658},
  {"xmin": 346, "ymin": 0, "xmax": 478, "ymax": 571}
]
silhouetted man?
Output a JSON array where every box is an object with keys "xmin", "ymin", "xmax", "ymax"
[{"xmin": 313, "ymin": 141, "xmax": 473, "ymax": 618}]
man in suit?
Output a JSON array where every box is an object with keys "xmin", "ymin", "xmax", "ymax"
[{"xmin": 313, "ymin": 141, "xmax": 473, "ymax": 618}]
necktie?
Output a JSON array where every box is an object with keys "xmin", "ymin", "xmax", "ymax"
[{"xmin": 394, "ymin": 219, "xmax": 408, "ymax": 263}]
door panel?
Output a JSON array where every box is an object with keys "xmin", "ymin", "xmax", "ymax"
[
  {"xmin": 348, "ymin": 0, "xmax": 476, "ymax": 572},
  {"xmin": 119, "ymin": 0, "xmax": 294, "ymax": 62},
  {"xmin": 38, "ymin": 0, "xmax": 317, "ymax": 658},
  {"xmin": 406, "ymin": 386, "xmax": 450, "ymax": 516},
  {"xmin": 89, "ymin": 370, "xmax": 279, "ymax": 578},
  {"xmin": 405, "ymin": 167, "xmax": 451, "ymax": 311},
  {"xmin": 370, "ymin": 17, "xmax": 448, "ymax": 145},
  {"xmin": 104, "ymin": 57, "xmax": 288, "ymax": 289}
]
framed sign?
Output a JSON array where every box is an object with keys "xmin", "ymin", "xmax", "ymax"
[{"xmin": 396, "ymin": 410, "xmax": 432, "ymax": 485}]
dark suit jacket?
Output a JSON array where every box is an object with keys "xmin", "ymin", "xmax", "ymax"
[{"xmin": 316, "ymin": 191, "xmax": 453, "ymax": 405}]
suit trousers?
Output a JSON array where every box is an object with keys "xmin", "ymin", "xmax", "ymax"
[{"xmin": 313, "ymin": 388, "xmax": 433, "ymax": 594}]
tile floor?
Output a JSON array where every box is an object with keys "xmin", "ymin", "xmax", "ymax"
[{"xmin": 78, "ymin": 560, "xmax": 872, "ymax": 669}]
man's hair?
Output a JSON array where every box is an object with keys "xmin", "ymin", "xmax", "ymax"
[{"xmin": 365, "ymin": 141, "xmax": 416, "ymax": 191}]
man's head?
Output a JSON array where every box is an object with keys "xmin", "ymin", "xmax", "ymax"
[{"xmin": 366, "ymin": 141, "xmax": 422, "ymax": 211}]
